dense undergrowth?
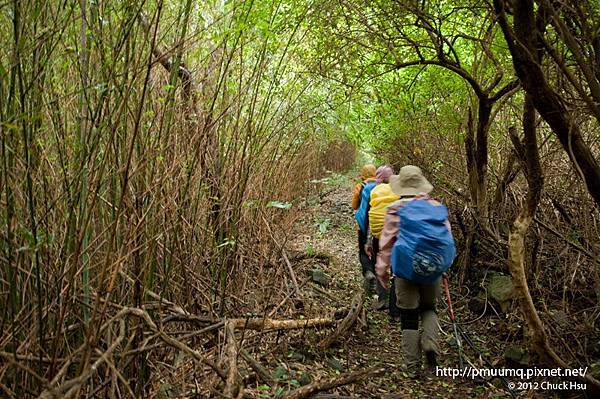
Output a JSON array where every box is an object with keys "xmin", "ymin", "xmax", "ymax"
[{"xmin": 0, "ymin": 1, "xmax": 355, "ymax": 396}]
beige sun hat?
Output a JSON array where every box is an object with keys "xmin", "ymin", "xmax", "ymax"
[{"xmin": 389, "ymin": 165, "xmax": 433, "ymax": 196}]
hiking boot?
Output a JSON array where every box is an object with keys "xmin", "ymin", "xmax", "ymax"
[
  {"xmin": 373, "ymin": 296, "xmax": 389, "ymax": 311},
  {"xmin": 389, "ymin": 306, "xmax": 401, "ymax": 324},
  {"xmin": 402, "ymin": 329, "xmax": 422, "ymax": 375},
  {"xmin": 363, "ymin": 271, "xmax": 376, "ymax": 295},
  {"xmin": 402, "ymin": 365, "xmax": 421, "ymax": 380},
  {"xmin": 421, "ymin": 310, "xmax": 440, "ymax": 363},
  {"xmin": 425, "ymin": 350, "xmax": 437, "ymax": 368}
]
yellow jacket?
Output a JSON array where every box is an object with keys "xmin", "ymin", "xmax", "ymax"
[{"xmin": 368, "ymin": 183, "xmax": 399, "ymax": 238}]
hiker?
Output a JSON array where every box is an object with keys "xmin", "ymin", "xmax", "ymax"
[
  {"xmin": 376, "ymin": 165, "xmax": 456, "ymax": 376},
  {"xmin": 352, "ymin": 164, "xmax": 377, "ymax": 292},
  {"xmin": 367, "ymin": 165, "xmax": 401, "ymax": 315}
]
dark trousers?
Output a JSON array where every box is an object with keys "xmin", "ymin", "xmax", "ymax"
[
  {"xmin": 370, "ymin": 236, "xmax": 401, "ymax": 316},
  {"xmin": 357, "ymin": 229, "xmax": 372, "ymax": 276},
  {"xmin": 389, "ymin": 277, "xmax": 401, "ymax": 317},
  {"xmin": 371, "ymin": 237, "xmax": 384, "ymax": 299},
  {"xmin": 371, "ymin": 236, "xmax": 379, "ymax": 264}
]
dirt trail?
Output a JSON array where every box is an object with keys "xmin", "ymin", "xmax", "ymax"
[{"xmin": 283, "ymin": 179, "xmax": 507, "ymax": 398}]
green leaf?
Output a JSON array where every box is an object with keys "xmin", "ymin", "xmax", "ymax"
[
  {"xmin": 314, "ymin": 217, "xmax": 331, "ymax": 235},
  {"xmin": 305, "ymin": 243, "xmax": 315, "ymax": 256},
  {"xmin": 217, "ymin": 237, "xmax": 236, "ymax": 248},
  {"xmin": 274, "ymin": 365, "xmax": 288, "ymax": 380}
]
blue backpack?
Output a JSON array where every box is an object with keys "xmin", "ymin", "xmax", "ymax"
[
  {"xmin": 354, "ymin": 181, "xmax": 377, "ymax": 234},
  {"xmin": 391, "ymin": 199, "xmax": 456, "ymax": 284}
]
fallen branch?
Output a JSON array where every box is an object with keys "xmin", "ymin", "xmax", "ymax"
[
  {"xmin": 123, "ymin": 321, "xmax": 224, "ymax": 357},
  {"xmin": 39, "ymin": 320, "xmax": 126, "ymax": 399},
  {"xmin": 99, "ymin": 308, "xmax": 227, "ymax": 381},
  {"xmin": 282, "ymin": 248, "xmax": 302, "ymax": 296},
  {"xmin": 229, "ymin": 317, "xmax": 334, "ymax": 331},
  {"xmin": 223, "ymin": 321, "xmax": 242, "ymax": 399},
  {"xmin": 129, "ymin": 308, "xmax": 227, "ymax": 381},
  {"xmin": 240, "ymin": 348, "xmax": 276, "ymax": 386},
  {"xmin": 268, "ymin": 277, "xmax": 311, "ymax": 318},
  {"xmin": 285, "ymin": 367, "xmax": 385, "ymax": 399},
  {"xmin": 119, "ymin": 270, "xmax": 188, "ymax": 316},
  {"xmin": 160, "ymin": 313, "xmax": 216, "ymax": 326},
  {"xmin": 319, "ymin": 293, "xmax": 363, "ymax": 349}
]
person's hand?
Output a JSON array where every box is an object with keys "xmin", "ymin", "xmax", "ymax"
[{"xmin": 365, "ymin": 244, "xmax": 372, "ymax": 257}]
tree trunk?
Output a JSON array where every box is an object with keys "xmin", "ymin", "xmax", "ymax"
[
  {"xmin": 465, "ymin": 108, "xmax": 478, "ymax": 209},
  {"xmin": 475, "ymin": 98, "xmax": 492, "ymax": 221},
  {"xmin": 491, "ymin": 152, "xmax": 518, "ymax": 209},
  {"xmin": 494, "ymin": 0, "xmax": 600, "ymax": 207},
  {"xmin": 465, "ymin": 99, "xmax": 492, "ymax": 222},
  {"xmin": 508, "ymin": 94, "xmax": 549, "ymax": 360}
]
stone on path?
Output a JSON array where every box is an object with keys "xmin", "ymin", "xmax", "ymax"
[
  {"xmin": 504, "ymin": 344, "xmax": 530, "ymax": 365},
  {"xmin": 311, "ymin": 268, "xmax": 331, "ymax": 286},
  {"xmin": 486, "ymin": 273, "xmax": 515, "ymax": 312}
]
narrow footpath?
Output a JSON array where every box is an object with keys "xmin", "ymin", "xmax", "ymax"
[{"xmin": 280, "ymin": 175, "xmax": 511, "ymax": 398}]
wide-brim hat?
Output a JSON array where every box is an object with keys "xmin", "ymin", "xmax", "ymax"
[{"xmin": 390, "ymin": 165, "xmax": 433, "ymax": 196}]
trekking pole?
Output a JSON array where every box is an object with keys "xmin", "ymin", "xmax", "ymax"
[
  {"xmin": 442, "ymin": 275, "xmax": 517, "ymax": 398},
  {"xmin": 455, "ymin": 324, "xmax": 517, "ymax": 399},
  {"xmin": 442, "ymin": 274, "xmax": 464, "ymax": 369}
]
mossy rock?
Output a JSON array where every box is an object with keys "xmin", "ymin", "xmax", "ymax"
[
  {"xmin": 487, "ymin": 273, "xmax": 515, "ymax": 312},
  {"xmin": 326, "ymin": 357, "xmax": 344, "ymax": 372},
  {"xmin": 504, "ymin": 344, "xmax": 530, "ymax": 365},
  {"xmin": 299, "ymin": 372, "xmax": 312, "ymax": 385},
  {"xmin": 311, "ymin": 268, "xmax": 331, "ymax": 286},
  {"xmin": 158, "ymin": 383, "xmax": 174, "ymax": 399},
  {"xmin": 589, "ymin": 361, "xmax": 600, "ymax": 378}
]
